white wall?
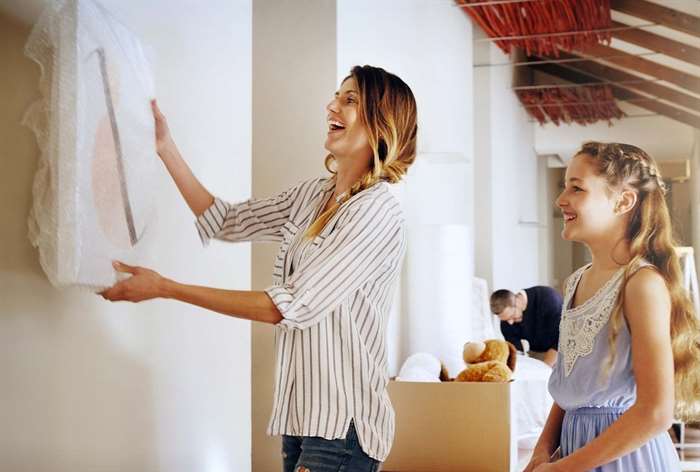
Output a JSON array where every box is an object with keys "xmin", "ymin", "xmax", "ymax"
[
  {"xmin": 474, "ymin": 36, "xmax": 540, "ymax": 293},
  {"xmin": 535, "ymin": 112, "xmax": 697, "ymax": 163},
  {"xmin": 692, "ymin": 132, "xmax": 700, "ymax": 271},
  {"xmin": 250, "ymin": 2, "xmax": 336, "ymax": 471},
  {"xmin": 338, "ymin": 0, "xmax": 474, "ymax": 375},
  {"xmin": 337, "ymin": 0, "xmax": 473, "ymax": 159},
  {"xmin": 0, "ymin": 2, "xmax": 252, "ymax": 471}
]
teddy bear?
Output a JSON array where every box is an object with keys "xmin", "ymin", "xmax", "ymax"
[{"xmin": 455, "ymin": 339, "xmax": 517, "ymax": 382}]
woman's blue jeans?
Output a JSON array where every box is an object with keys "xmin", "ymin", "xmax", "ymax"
[{"xmin": 281, "ymin": 421, "xmax": 381, "ymax": 472}]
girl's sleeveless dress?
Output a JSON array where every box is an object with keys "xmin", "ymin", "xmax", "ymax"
[{"xmin": 548, "ymin": 262, "xmax": 681, "ymax": 471}]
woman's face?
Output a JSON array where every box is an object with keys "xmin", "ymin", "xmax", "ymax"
[
  {"xmin": 555, "ymin": 153, "xmax": 619, "ymax": 243},
  {"xmin": 324, "ymin": 77, "xmax": 372, "ymax": 164}
]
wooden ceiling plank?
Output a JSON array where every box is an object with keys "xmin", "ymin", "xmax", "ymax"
[
  {"xmin": 576, "ymin": 43, "xmax": 700, "ymax": 95},
  {"xmin": 611, "ymin": 0, "xmax": 700, "ymax": 38},
  {"xmin": 529, "ymin": 63, "xmax": 700, "ymax": 129},
  {"xmin": 543, "ymin": 52, "xmax": 700, "ymax": 112},
  {"xmin": 611, "ymin": 20, "xmax": 700, "ymax": 66}
]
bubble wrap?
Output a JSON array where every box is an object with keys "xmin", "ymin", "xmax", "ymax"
[{"xmin": 23, "ymin": 0, "xmax": 157, "ymax": 290}]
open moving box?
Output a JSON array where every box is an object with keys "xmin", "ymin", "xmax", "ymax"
[{"xmin": 384, "ymin": 380, "xmax": 518, "ymax": 472}]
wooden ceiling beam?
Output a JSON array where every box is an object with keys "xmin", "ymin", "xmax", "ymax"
[
  {"xmin": 611, "ymin": 0, "xmax": 700, "ymax": 38},
  {"xmin": 528, "ymin": 62, "xmax": 700, "ymax": 129},
  {"xmin": 574, "ymin": 43, "xmax": 700, "ymax": 95},
  {"xmin": 611, "ymin": 20, "xmax": 700, "ymax": 66},
  {"xmin": 540, "ymin": 52, "xmax": 700, "ymax": 112}
]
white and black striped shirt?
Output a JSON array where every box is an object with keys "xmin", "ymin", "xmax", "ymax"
[{"xmin": 195, "ymin": 177, "xmax": 406, "ymax": 462}]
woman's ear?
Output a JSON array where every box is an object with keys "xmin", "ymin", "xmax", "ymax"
[{"xmin": 615, "ymin": 189, "xmax": 638, "ymax": 215}]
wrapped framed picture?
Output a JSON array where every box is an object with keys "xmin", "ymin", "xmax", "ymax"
[{"xmin": 24, "ymin": 0, "xmax": 157, "ymax": 289}]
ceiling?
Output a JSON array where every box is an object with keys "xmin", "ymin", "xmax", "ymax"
[
  {"xmin": 4, "ymin": 0, "xmax": 699, "ymax": 163},
  {"xmin": 528, "ymin": 0, "xmax": 700, "ymax": 161},
  {"xmin": 529, "ymin": 1, "xmax": 700, "ymax": 125},
  {"xmin": 460, "ymin": 0, "xmax": 700, "ymax": 161}
]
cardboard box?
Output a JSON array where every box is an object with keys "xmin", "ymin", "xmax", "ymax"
[{"xmin": 383, "ymin": 380, "xmax": 518, "ymax": 472}]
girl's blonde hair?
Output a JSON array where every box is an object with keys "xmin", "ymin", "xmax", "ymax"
[
  {"xmin": 579, "ymin": 141, "xmax": 700, "ymax": 422},
  {"xmin": 305, "ymin": 65, "xmax": 417, "ymax": 238}
]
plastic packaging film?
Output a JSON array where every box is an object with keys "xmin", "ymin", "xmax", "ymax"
[{"xmin": 23, "ymin": 0, "xmax": 158, "ymax": 290}]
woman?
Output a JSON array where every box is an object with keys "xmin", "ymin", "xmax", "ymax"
[{"xmin": 101, "ymin": 65, "xmax": 418, "ymax": 471}]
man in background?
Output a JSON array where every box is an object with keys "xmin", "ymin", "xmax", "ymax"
[{"xmin": 489, "ymin": 286, "xmax": 562, "ymax": 367}]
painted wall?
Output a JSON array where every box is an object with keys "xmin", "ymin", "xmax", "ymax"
[
  {"xmin": 0, "ymin": 2, "xmax": 252, "ymax": 470},
  {"xmin": 692, "ymin": 131, "xmax": 700, "ymax": 271},
  {"xmin": 474, "ymin": 35, "xmax": 540, "ymax": 294},
  {"xmin": 250, "ymin": 1, "xmax": 336, "ymax": 471},
  {"xmin": 337, "ymin": 0, "xmax": 474, "ymax": 375},
  {"xmin": 535, "ymin": 114, "xmax": 697, "ymax": 164}
]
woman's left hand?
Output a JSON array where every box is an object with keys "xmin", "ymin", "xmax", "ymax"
[{"xmin": 100, "ymin": 261, "xmax": 166, "ymax": 302}]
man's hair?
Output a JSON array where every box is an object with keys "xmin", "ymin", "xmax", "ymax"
[{"xmin": 490, "ymin": 289, "xmax": 516, "ymax": 315}]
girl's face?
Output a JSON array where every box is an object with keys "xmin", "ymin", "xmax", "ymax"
[
  {"xmin": 556, "ymin": 153, "xmax": 621, "ymax": 243},
  {"xmin": 324, "ymin": 77, "xmax": 372, "ymax": 164}
]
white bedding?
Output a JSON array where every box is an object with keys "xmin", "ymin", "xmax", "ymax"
[{"xmin": 512, "ymin": 354, "xmax": 554, "ymax": 449}]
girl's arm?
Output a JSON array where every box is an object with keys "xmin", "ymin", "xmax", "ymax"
[
  {"xmin": 524, "ymin": 403, "xmax": 565, "ymax": 471},
  {"xmin": 542, "ymin": 348, "xmax": 558, "ymax": 367},
  {"xmin": 551, "ymin": 267, "xmax": 675, "ymax": 472}
]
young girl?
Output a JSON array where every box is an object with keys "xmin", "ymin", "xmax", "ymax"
[
  {"xmin": 525, "ymin": 142, "xmax": 700, "ymax": 471},
  {"xmin": 101, "ymin": 65, "xmax": 417, "ymax": 471}
]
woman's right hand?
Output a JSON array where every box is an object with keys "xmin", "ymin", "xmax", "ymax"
[
  {"xmin": 150, "ymin": 99, "xmax": 175, "ymax": 157},
  {"xmin": 523, "ymin": 450, "xmax": 552, "ymax": 472}
]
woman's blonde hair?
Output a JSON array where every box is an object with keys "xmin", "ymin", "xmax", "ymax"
[
  {"xmin": 579, "ymin": 141, "xmax": 700, "ymax": 422},
  {"xmin": 305, "ymin": 65, "xmax": 417, "ymax": 238}
]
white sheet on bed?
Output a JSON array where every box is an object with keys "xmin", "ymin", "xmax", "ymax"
[{"xmin": 512, "ymin": 354, "xmax": 554, "ymax": 449}]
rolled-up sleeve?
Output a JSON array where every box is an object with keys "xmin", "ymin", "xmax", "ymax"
[
  {"xmin": 195, "ymin": 178, "xmax": 320, "ymax": 245},
  {"xmin": 265, "ymin": 198, "xmax": 405, "ymax": 330}
]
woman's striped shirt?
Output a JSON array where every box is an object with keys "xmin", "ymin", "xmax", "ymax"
[{"xmin": 194, "ymin": 177, "xmax": 406, "ymax": 462}]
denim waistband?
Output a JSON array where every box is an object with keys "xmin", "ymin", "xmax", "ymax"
[{"xmin": 567, "ymin": 406, "xmax": 628, "ymax": 416}]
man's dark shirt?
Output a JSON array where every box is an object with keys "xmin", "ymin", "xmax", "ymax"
[{"xmin": 500, "ymin": 286, "xmax": 563, "ymax": 353}]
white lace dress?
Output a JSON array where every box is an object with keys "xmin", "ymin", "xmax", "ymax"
[{"xmin": 548, "ymin": 262, "xmax": 680, "ymax": 471}]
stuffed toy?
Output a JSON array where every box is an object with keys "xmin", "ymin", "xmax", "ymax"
[
  {"xmin": 455, "ymin": 339, "xmax": 517, "ymax": 382},
  {"xmin": 397, "ymin": 352, "xmax": 442, "ymax": 382},
  {"xmin": 397, "ymin": 353, "xmax": 461, "ymax": 382}
]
